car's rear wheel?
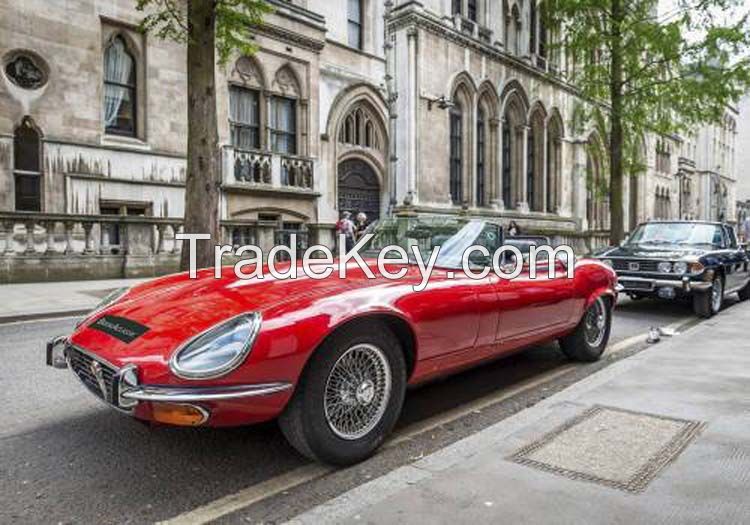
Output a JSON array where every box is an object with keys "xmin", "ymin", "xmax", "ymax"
[
  {"xmin": 559, "ymin": 296, "xmax": 612, "ymax": 362},
  {"xmin": 693, "ymin": 275, "xmax": 723, "ymax": 318},
  {"xmin": 279, "ymin": 321, "xmax": 406, "ymax": 466}
]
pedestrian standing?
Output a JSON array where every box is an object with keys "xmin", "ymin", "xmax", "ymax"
[
  {"xmin": 336, "ymin": 211, "xmax": 356, "ymax": 252},
  {"xmin": 355, "ymin": 212, "xmax": 369, "ymax": 241},
  {"xmin": 742, "ymin": 215, "xmax": 750, "ymax": 244}
]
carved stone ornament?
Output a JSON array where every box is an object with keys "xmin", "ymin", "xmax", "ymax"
[
  {"xmin": 4, "ymin": 53, "xmax": 47, "ymax": 90},
  {"xmin": 274, "ymin": 67, "xmax": 299, "ymax": 97},
  {"xmin": 234, "ymin": 56, "xmax": 261, "ymax": 86}
]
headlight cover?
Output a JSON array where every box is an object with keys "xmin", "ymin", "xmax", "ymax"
[
  {"xmin": 672, "ymin": 262, "xmax": 689, "ymax": 275},
  {"xmin": 170, "ymin": 313, "xmax": 262, "ymax": 380},
  {"xmin": 602, "ymin": 259, "xmax": 614, "ymax": 268},
  {"xmin": 657, "ymin": 261, "xmax": 673, "ymax": 273}
]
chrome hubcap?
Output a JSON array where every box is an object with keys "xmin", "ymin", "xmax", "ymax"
[
  {"xmin": 584, "ymin": 297, "xmax": 607, "ymax": 347},
  {"xmin": 324, "ymin": 344, "xmax": 392, "ymax": 440},
  {"xmin": 712, "ymin": 279, "xmax": 723, "ymax": 312}
]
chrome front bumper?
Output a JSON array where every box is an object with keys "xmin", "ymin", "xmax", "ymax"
[
  {"xmin": 617, "ymin": 276, "xmax": 712, "ymax": 293},
  {"xmin": 46, "ymin": 337, "xmax": 292, "ymax": 406}
]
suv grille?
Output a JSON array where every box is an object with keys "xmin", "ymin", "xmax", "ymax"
[
  {"xmin": 68, "ymin": 345, "xmax": 118, "ymax": 404},
  {"xmin": 612, "ymin": 259, "xmax": 659, "ymax": 272}
]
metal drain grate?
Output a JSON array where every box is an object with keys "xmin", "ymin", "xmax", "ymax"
[{"xmin": 508, "ymin": 406, "xmax": 705, "ymax": 493}]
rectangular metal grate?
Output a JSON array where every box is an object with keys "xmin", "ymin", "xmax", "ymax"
[{"xmin": 508, "ymin": 406, "xmax": 705, "ymax": 493}]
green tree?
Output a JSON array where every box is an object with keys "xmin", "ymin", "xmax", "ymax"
[
  {"xmin": 136, "ymin": 0, "xmax": 271, "ymax": 270},
  {"xmin": 548, "ymin": 0, "xmax": 750, "ymax": 244}
]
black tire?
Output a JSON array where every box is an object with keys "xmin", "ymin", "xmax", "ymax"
[
  {"xmin": 693, "ymin": 275, "xmax": 723, "ymax": 318},
  {"xmin": 738, "ymin": 279, "xmax": 750, "ymax": 301},
  {"xmin": 560, "ymin": 296, "xmax": 612, "ymax": 362},
  {"xmin": 279, "ymin": 321, "xmax": 407, "ymax": 466}
]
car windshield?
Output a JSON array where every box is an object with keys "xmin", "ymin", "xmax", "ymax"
[
  {"xmin": 627, "ymin": 223, "xmax": 723, "ymax": 248},
  {"xmin": 362, "ymin": 217, "xmax": 503, "ymax": 269}
]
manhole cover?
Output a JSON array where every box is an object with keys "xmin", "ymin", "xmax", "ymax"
[{"xmin": 508, "ymin": 406, "xmax": 705, "ymax": 493}]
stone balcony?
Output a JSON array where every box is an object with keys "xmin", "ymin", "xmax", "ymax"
[{"xmin": 224, "ymin": 147, "xmax": 315, "ymax": 193}]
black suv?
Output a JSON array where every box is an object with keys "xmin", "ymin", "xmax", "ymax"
[{"xmin": 596, "ymin": 221, "xmax": 750, "ymax": 317}]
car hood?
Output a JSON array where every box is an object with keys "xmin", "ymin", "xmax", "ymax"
[
  {"xmin": 600, "ymin": 244, "xmax": 707, "ymax": 259},
  {"xmin": 70, "ymin": 260, "xmax": 428, "ymax": 367}
]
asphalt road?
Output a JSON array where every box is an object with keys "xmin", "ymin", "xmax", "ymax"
[{"xmin": 0, "ymin": 295, "xmax": 727, "ymax": 524}]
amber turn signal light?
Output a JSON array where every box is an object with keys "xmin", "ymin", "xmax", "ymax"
[{"xmin": 151, "ymin": 403, "xmax": 208, "ymax": 426}]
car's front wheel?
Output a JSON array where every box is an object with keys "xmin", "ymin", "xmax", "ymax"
[
  {"xmin": 693, "ymin": 275, "xmax": 723, "ymax": 318},
  {"xmin": 559, "ymin": 296, "xmax": 612, "ymax": 362},
  {"xmin": 279, "ymin": 321, "xmax": 406, "ymax": 466}
]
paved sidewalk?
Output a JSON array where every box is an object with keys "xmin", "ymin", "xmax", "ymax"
[
  {"xmin": 0, "ymin": 278, "xmax": 148, "ymax": 322},
  {"xmin": 291, "ymin": 301, "xmax": 750, "ymax": 524}
]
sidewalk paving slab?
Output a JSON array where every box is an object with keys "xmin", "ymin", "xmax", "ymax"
[
  {"xmin": 0, "ymin": 278, "xmax": 148, "ymax": 322},
  {"xmin": 290, "ymin": 301, "xmax": 750, "ymax": 525}
]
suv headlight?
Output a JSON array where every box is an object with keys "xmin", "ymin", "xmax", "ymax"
[
  {"xmin": 602, "ymin": 259, "xmax": 614, "ymax": 268},
  {"xmin": 673, "ymin": 262, "xmax": 689, "ymax": 275},
  {"xmin": 170, "ymin": 313, "xmax": 262, "ymax": 380},
  {"xmin": 657, "ymin": 262, "xmax": 673, "ymax": 273}
]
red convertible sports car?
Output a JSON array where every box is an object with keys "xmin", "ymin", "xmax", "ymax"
[{"xmin": 47, "ymin": 218, "xmax": 617, "ymax": 465}]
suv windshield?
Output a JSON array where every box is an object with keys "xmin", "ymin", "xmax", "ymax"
[
  {"xmin": 362, "ymin": 217, "xmax": 503, "ymax": 269},
  {"xmin": 627, "ymin": 223, "xmax": 724, "ymax": 248}
]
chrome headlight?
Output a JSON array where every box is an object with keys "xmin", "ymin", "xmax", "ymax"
[
  {"xmin": 673, "ymin": 262, "xmax": 689, "ymax": 275},
  {"xmin": 170, "ymin": 313, "xmax": 262, "ymax": 380},
  {"xmin": 657, "ymin": 262, "xmax": 673, "ymax": 273},
  {"xmin": 602, "ymin": 259, "xmax": 614, "ymax": 268}
]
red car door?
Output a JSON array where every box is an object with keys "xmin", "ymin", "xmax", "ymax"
[
  {"xmin": 494, "ymin": 258, "xmax": 575, "ymax": 347},
  {"xmin": 397, "ymin": 267, "xmax": 487, "ymax": 374}
]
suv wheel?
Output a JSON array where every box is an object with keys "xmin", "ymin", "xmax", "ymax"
[{"xmin": 693, "ymin": 275, "xmax": 723, "ymax": 318}]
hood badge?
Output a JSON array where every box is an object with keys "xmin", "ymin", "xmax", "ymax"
[{"xmin": 89, "ymin": 360, "xmax": 110, "ymax": 402}]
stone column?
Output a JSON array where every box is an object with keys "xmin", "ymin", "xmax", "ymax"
[
  {"xmin": 171, "ymin": 225, "xmax": 183, "ymax": 254},
  {"xmin": 45, "ymin": 221, "xmax": 57, "ymax": 254},
  {"xmin": 2, "ymin": 221, "xmax": 15, "ymax": 255},
  {"xmin": 406, "ymin": 26, "xmax": 419, "ymax": 203},
  {"xmin": 82, "ymin": 222, "xmax": 95, "ymax": 254},
  {"xmin": 156, "ymin": 224, "xmax": 168, "ymax": 254},
  {"xmin": 542, "ymin": 123, "xmax": 549, "ymax": 214},
  {"xmin": 490, "ymin": 118, "xmax": 503, "ymax": 210},
  {"xmin": 23, "ymin": 221, "xmax": 36, "ymax": 255},
  {"xmin": 64, "ymin": 222, "xmax": 76, "ymax": 255},
  {"xmin": 517, "ymin": 125, "xmax": 530, "ymax": 213}
]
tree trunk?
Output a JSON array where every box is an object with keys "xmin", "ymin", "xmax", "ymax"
[
  {"xmin": 180, "ymin": 0, "xmax": 222, "ymax": 271},
  {"xmin": 608, "ymin": 0, "xmax": 625, "ymax": 246}
]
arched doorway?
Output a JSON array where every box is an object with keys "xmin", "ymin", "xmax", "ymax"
[{"xmin": 338, "ymin": 159, "xmax": 381, "ymax": 221}]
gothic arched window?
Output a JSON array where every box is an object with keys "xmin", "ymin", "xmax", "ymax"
[
  {"xmin": 449, "ymin": 101, "xmax": 464, "ymax": 204},
  {"xmin": 103, "ymin": 36, "xmax": 137, "ymax": 136}
]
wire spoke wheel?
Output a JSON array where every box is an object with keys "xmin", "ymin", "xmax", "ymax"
[
  {"xmin": 583, "ymin": 297, "xmax": 607, "ymax": 348},
  {"xmin": 324, "ymin": 343, "xmax": 392, "ymax": 440}
]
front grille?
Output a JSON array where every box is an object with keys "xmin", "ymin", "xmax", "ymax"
[
  {"xmin": 613, "ymin": 259, "xmax": 659, "ymax": 273},
  {"xmin": 68, "ymin": 346, "xmax": 118, "ymax": 404}
]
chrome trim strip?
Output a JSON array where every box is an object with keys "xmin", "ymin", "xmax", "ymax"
[
  {"xmin": 618, "ymin": 277, "xmax": 712, "ymax": 291},
  {"xmin": 121, "ymin": 382, "xmax": 292, "ymax": 402}
]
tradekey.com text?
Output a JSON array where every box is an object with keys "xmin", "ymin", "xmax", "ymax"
[{"xmin": 178, "ymin": 233, "xmax": 577, "ymax": 293}]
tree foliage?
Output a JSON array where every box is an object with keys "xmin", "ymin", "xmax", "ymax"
[
  {"xmin": 547, "ymin": 0, "xmax": 750, "ymax": 242},
  {"xmin": 136, "ymin": 0, "xmax": 272, "ymax": 64}
]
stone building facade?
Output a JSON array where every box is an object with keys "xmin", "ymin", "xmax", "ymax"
[{"xmin": 0, "ymin": 0, "xmax": 741, "ymax": 281}]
